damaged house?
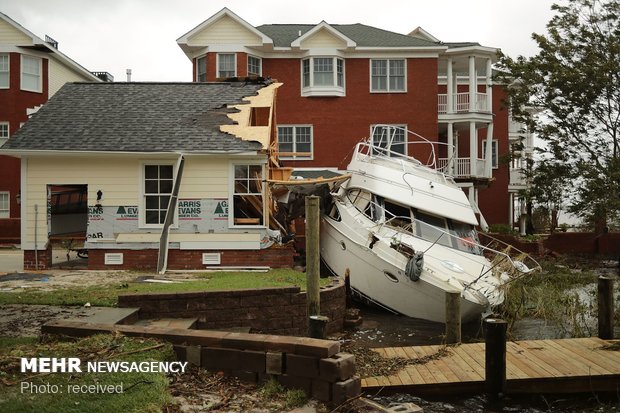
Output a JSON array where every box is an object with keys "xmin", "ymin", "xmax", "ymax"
[{"xmin": 0, "ymin": 79, "xmax": 298, "ymax": 270}]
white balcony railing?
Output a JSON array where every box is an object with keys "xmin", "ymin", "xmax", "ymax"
[
  {"xmin": 510, "ymin": 168, "xmax": 526, "ymax": 186},
  {"xmin": 438, "ymin": 92, "xmax": 491, "ymax": 114},
  {"xmin": 437, "ymin": 157, "xmax": 489, "ymax": 178}
]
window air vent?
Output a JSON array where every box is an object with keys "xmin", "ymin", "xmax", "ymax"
[
  {"xmin": 202, "ymin": 253, "xmax": 221, "ymax": 265},
  {"xmin": 104, "ymin": 253, "xmax": 124, "ymax": 265}
]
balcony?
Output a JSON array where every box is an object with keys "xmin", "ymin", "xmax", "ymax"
[
  {"xmin": 438, "ymin": 93, "xmax": 490, "ymax": 114},
  {"xmin": 509, "ymin": 168, "xmax": 527, "ymax": 188},
  {"xmin": 437, "ymin": 157, "xmax": 489, "ymax": 179}
]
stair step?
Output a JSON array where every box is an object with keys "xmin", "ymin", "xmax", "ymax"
[{"xmin": 133, "ymin": 318, "xmax": 198, "ymax": 330}]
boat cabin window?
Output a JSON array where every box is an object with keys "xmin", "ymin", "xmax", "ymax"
[
  {"xmin": 449, "ymin": 220, "xmax": 481, "ymax": 254},
  {"xmin": 347, "ymin": 189, "xmax": 380, "ymax": 221},
  {"xmin": 414, "ymin": 210, "xmax": 452, "ymax": 247},
  {"xmin": 327, "ymin": 200, "xmax": 341, "ymax": 221},
  {"xmin": 383, "ymin": 200, "xmax": 412, "ymax": 230}
]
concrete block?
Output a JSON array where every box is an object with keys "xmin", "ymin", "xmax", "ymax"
[
  {"xmin": 239, "ymin": 350, "xmax": 266, "ymax": 373},
  {"xmin": 231, "ymin": 370, "xmax": 258, "ymax": 383},
  {"xmin": 332, "ymin": 376, "xmax": 361, "ymax": 406},
  {"xmin": 311, "ymin": 378, "xmax": 332, "ymax": 402},
  {"xmin": 172, "ymin": 345, "xmax": 186, "ymax": 361},
  {"xmin": 201, "ymin": 347, "xmax": 242, "ymax": 371},
  {"xmin": 186, "ymin": 345, "xmax": 201, "ymax": 366},
  {"xmin": 387, "ymin": 402, "xmax": 424, "ymax": 413},
  {"xmin": 266, "ymin": 352, "xmax": 284, "ymax": 375},
  {"xmin": 286, "ymin": 354, "xmax": 320, "ymax": 378},
  {"xmin": 277, "ymin": 374, "xmax": 312, "ymax": 395},
  {"xmin": 319, "ymin": 352, "xmax": 356, "ymax": 381}
]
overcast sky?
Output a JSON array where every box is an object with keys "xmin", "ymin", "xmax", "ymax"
[{"xmin": 1, "ymin": 0, "xmax": 558, "ymax": 82}]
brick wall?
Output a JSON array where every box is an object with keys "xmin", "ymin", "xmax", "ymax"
[
  {"xmin": 489, "ymin": 232, "xmax": 620, "ymax": 256},
  {"xmin": 118, "ymin": 279, "xmax": 346, "ymax": 336},
  {"xmin": 42, "ymin": 320, "xmax": 361, "ymax": 406},
  {"xmin": 88, "ymin": 243, "xmax": 297, "ymax": 270},
  {"xmin": 23, "ymin": 244, "xmax": 52, "ymax": 270}
]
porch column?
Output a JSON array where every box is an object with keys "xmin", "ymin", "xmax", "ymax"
[
  {"xmin": 509, "ymin": 193, "xmax": 514, "ymax": 229},
  {"xmin": 447, "ymin": 58, "xmax": 454, "ymax": 114},
  {"xmin": 447, "ymin": 122, "xmax": 455, "ymax": 175},
  {"xmin": 485, "ymin": 122, "xmax": 494, "ymax": 178},
  {"xmin": 469, "ymin": 121, "xmax": 477, "ymax": 177},
  {"xmin": 469, "ymin": 56, "xmax": 477, "ymax": 112},
  {"xmin": 486, "ymin": 58, "xmax": 493, "ymax": 112}
]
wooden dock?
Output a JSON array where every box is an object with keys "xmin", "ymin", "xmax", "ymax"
[{"xmin": 362, "ymin": 337, "xmax": 620, "ymax": 395}]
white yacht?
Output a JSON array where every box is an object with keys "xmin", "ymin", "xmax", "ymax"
[{"xmin": 320, "ymin": 126, "xmax": 536, "ymax": 323}]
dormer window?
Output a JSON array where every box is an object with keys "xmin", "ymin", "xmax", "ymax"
[{"xmin": 301, "ymin": 57, "xmax": 345, "ymax": 97}]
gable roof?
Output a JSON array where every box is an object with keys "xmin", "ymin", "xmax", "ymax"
[
  {"xmin": 256, "ymin": 23, "xmax": 441, "ymax": 48},
  {"xmin": 1, "ymin": 82, "xmax": 270, "ymax": 154},
  {"xmin": 0, "ymin": 12, "xmax": 101, "ymax": 82}
]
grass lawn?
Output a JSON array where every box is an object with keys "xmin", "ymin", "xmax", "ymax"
[
  {"xmin": 0, "ymin": 269, "xmax": 333, "ymax": 307},
  {"xmin": 0, "ymin": 334, "xmax": 174, "ymax": 413}
]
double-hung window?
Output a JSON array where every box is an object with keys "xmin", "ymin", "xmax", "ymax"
[
  {"xmin": 217, "ymin": 53, "xmax": 236, "ymax": 78},
  {"xmin": 371, "ymin": 125, "xmax": 406, "ymax": 156},
  {"xmin": 232, "ymin": 164, "xmax": 264, "ymax": 226},
  {"xmin": 21, "ymin": 55, "xmax": 42, "ymax": 92},
  {"xmin": 277, "ymin": 126, "xmax": 313, "ymax": 160},
  {"xmin": 0, "ymin": 55, "xmax": 8, "ymax": 88},
  {"xmin": 371, "ymin": 59, "xmax": 406, "ymax": 92},
  {"xmin": 0, "ymin": 122, "xmax": 8, "ymax": 147},
  {"xmin": 196, "ymin": 56, "xmax": 207, "ymax": 82},
  {"xmin": 301, "ymin": 57, "xmax": 345, "ymax": 96},
  {"xmin": 143, "ymin": 164, "xmax": 174, "ymax": 226},
  {"xmin": 247, "ymin": 55, "xmax": 262, "ymax": 77},
  {"xmin": 483, "ymin": 140, "xmax": 499, "ymax": 168},
  {"xmin": 0, "ymin": 192, "xmax": 9, "ymax": 219}
]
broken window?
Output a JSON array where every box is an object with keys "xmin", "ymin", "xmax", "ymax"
[
  {"xmin": 144, "ymin": 164, "xmax": 173, "ymax": 225},
  {"xmin": 233, "ymin": 164, "xmax": 264, "ymax": 226},
  {"xmin": 384, "ymin": 199, "xmax": 412, "ymax": 230},
  {"xmin": 414, "ymin": 210, "xmax": 451, "ymax": 247}
]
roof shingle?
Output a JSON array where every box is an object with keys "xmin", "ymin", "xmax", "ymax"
[{"xmin": 2, "ymin": 82, "xmax": 268, "ymax": 153}]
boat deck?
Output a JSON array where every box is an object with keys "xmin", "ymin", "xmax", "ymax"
[{"xmin": 362, "ymin": 337, "xmax": 620, "ymax": 395}]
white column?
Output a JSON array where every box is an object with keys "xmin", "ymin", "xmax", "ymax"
[
  {"xmin": 447, "ymin": 58, "xmax": 454, "ymax": 114},
  {"xmin": 509, "ymin": 193, "xmax": 514, "ymax": 229},
  {"xmin": 486, "ymin": 57, "xmax": 493, "ymax": 112},
  {"xmin": 447, "ymin": 122, "xmax": 454, "ymax": 175},
  {"xmin": 468, "ymin": 56, "xmax": 476, "ymax": 112},
  {"xmin": 469, "ymin": 121, "xmax": 477, "ymax": 177},
  {"xmin": 20, "ymin": 156, "xmax": 28, "ymax": 250},
  {"xmin": 485, "ymin": 122, "xmax": 494, "ymax": 178}
]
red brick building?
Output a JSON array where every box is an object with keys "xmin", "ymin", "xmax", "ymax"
[
  {"xmin": 177, "ymin": 8, "xmax": 526, "ymax": 228},
  {"xmin": 0, "ymin": 12, "xmax": 108, "ymax": 243}
]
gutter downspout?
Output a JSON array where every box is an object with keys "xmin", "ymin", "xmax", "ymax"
[
  {"xmin": 34, "ymin": 204, "xmax": 38, "ymax": 270},
  {"xmin": 157, "ymin": 154, "xmax": 185, "ymax": 274}
]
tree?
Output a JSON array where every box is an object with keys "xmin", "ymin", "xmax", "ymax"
[{"xmin": 497, "ymin": 0, "xmax": 620, "ymax": 232}]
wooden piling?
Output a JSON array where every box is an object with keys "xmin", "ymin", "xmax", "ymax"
[
  {"xmin": 484, "ymin": 318, "xmax": 507, "ymax": 398},
  {"xmin": 306, "ymin": 196, "xmax": 321, "ymax": 336},
  {"xmin": 445, "ymin": 290, "xmax": 461, "ymax": 344},
  {"xmin": 598, "ymin": 276, "xmax": 614, "ymax": 340}
]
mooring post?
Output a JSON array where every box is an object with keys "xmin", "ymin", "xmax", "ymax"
[
  {"xmin": 306, "ymin": 196, "xmax": 324, "ymax": 338},
  {"xmin": 445, "ymin": 290, "xmax": 461, "ymax": 344},
  {"xmin": 485, "ymin": 318, "xmax": 507, "ymax": 398},
  {"xmin": 598, "ymin": 276, "xmax": 614, "ymax": 340}
]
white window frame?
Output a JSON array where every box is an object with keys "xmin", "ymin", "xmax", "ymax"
[
  {"xmin": 196, "ymin": 55, "xmax": 207, "ymax": 82},
  {"xmin": 300, "ymin": 56, "xmax": 345, "ymax": 97},
  {"xmin": 21, "ymin": 55, "xmax": 42, "ymax": 93},
  {"xmin": 247, "ymin": 55, "xmax": 262, "ymax": 77},
  {"xmin": 139, "ymin": 161, "xmax": 177, "ymax": 229},
  {"xmin": 229, "ymin": 162, "xmax": 267, "ymax": 228},
  {"xmin": 370, "ymin": 59, "xmax": 407, "ymax": 93},
  {"xmin": 277, "ymin": 125, "xmax": 314, "ymax": 160},
  {"xmin": 371, "ymin": 124, "xmax": 407, "ymax": 157},
  {"xmin": 0, "ymin": 192, "xmax": 9, "ymax": 219},
  {"xmin": 483, "ymin": 139, "xmax": 499, "ymax": 169},
  {"xmin": 0, "ymin": 122, "xmax": 9, "ymax": 147},
  {"xmin": 0, "ymin": 54, "xmax": 9, "ymax": 89},
  {"xmin": 217, "ymin": 53, "xmax": 237, "ymax": 78}
]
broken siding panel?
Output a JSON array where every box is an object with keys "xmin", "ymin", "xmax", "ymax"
[
  {"xmin": 24, "ymin": 157, "xmax": 140, "ymax": 247},
  {"xmin": 188, "ymin": 15, "xmax": 262, "ymax": 46},
  {"xmin": 48, "ymin": 59, "xmax": 95, "ymax": 97},
  {"xmin": 0, "ymin": 19, "xmax": 32, "ymax": 45},
  {"xmin": 301, "ymin": 29, "xmax": 348, "ymax": 49}
]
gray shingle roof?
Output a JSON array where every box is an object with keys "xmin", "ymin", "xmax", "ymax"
[
  {"xmin": 2, "ymin": 82, "xmax": 268, "ymax": 153},
  {"xmin": 256, "ymin": 24, "xmax": 440, "ymax": 48}
]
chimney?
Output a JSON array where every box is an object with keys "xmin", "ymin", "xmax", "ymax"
[{"xmin": 126, "ymin": 69, "xmax": 132, "ymax": 82}]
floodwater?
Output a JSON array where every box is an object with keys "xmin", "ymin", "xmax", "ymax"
[{"xmin": 345, "ymin": 263, "xmax": 620, "ymax": 412}]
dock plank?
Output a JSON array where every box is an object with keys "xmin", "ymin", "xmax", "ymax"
[{"xmin": 361, "ymin": 338, "xmax": 620, "ymax": 395}]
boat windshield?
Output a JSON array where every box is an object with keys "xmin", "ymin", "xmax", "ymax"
[{"xmin": 346, "ymin": 189, "xmax": 481, "ymax": 255}]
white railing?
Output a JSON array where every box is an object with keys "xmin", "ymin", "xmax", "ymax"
[
  {"xmin": 438, "ymin": 92, "xmax": 491, "ymax": 114},
  {"xmin": 510, "ymin": 168, "xmax": 526, "ymax": 186},
  {"xmin": 437, "ymin": 157, "xmax": 489, "ymax": 178}
]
